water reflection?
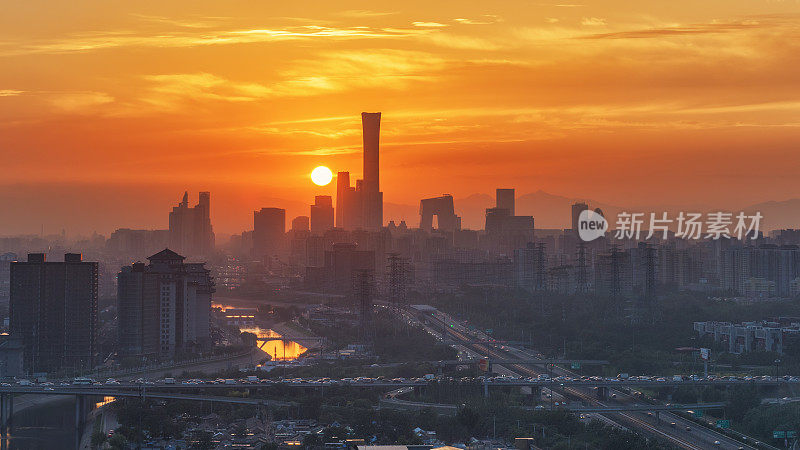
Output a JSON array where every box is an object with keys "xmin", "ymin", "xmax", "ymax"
[
  {"xmin": 95, "ymin": 397, "xmax": 115, "ymax": 408},
  {"xmin": 240, "ymin": 327, "xmax": 307, "ymax": 361},
  {"xmin": 0, "ymin": 397, "xmax": 74, "ymax": 450}
]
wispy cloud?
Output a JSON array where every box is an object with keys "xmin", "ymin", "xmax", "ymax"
[
  {"xmin": 0, "ymin": 25, "xmax": 431, "ymax": 56},
  {"xmin": 413, "ymin": 22, "xmax": 448, "ymax": 28},
  {"xmin": 581, "ymin": 17, "xmax": 607, "ymax": 26},
  {"xmin": 453, "ymin": 16, "xmax": 502, "ymax": 25},
  {"xmin": 142, "ymin": 73, "xmax": 268, "ymax": 106},
  {"xmin": 279, "ymin": 49, "xmax": 446, "ymax": 90},
  {"xmin": 130, "ymin": 13, "xmax": 229, "ymax": 29},
  {"xmin": 335, "ymin": 10, "xmax": 397, "ymax": 18},
  {"xmin": 0, "ymin": 89, "xmax": 24, "ymax": 97},
  {"xmin": 580, "ymin": 20, "xmax": 765, "ymax": 39},
  {"xmin": 420, "ymin": 33, "xmax": 502, "ymax": 50},
  {"xmin": 48, "ymin": 92, "xmax": 114, "ymax": 112},
  {"xmin": 140, "ymin": 49, "xmax": 446, "ymax": 109}
]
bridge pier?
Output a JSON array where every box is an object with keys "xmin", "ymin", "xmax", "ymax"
[
  {"xmin": 0, "ymin": 394, "xmax": 5, "ymax": 438},
  {"xmin": 74, "ymin": 395, "xmax": 87, "ymax": 450},
  {"xmin": 596, "ymin": 386, "xmax": 609, "ymax": 400},
  {"xmin": 521, "ymin": 386, "xmax": 541, "ymax": 405},
  {"xmin": 0, "ymin": 393, "xmax": 13, "ymax": 439},
  {"xmin": 7, "ymin": 395, "xmax": 12, "ymax": 435}
]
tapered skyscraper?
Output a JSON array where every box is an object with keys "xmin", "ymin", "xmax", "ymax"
[
  {"xmin": 361, "ymin": 112, "xmax": 383, "ymax": 230},
  {"xmin": 168, "ymin": 191, "xmax": 214, "ymax": 256}
]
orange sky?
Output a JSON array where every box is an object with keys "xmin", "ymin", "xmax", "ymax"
[{"xmin": 1, "ymin": 1, "xmax": 799, "ymax": 236}]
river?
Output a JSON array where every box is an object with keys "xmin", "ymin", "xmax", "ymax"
[
  {"xmin": 0, "ymin": 396, "xmax": 75, "ymax": 450},
  {"xmin": 239, "ymin": 327, "xmax": 308, "ymax": 361}
]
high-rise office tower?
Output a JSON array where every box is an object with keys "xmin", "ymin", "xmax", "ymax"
[
  {"xmin": 496, "ymin": 188, "xmax": 515, "ymax": 216},
  {"xmin": 332, "ymin": 113, "xmax": 383, "ymax": 231},
  {"xmin": 117, "ymin": 249, "xmax": 213, "ymax": 360},
  {"xmin": 419, "ymin": 195, "xmax": 461, "ymax": 233},
  {"xmin": 571, "ymin": 202, "xmax": 588, "ymax": 233},
  {"xmin": 10, "ymin": 253, "xmax": 97, "ymax": 373},
  {"xmin": 335, "ymin": 171, "xmax": 361, "ymax": 230},
  {"xmin": 485, "ymin": 188, "xmax": 534, "ymax": 254},
  {"xmin": 310, "ymin": 196, "xmax": 334, "ymax": 235},
  {"xmin": 336, "ymin": 171, "xmax": 350, "ymax": 228},
  {"xmin": 485, "ymin": 207, "xmax": 511, "ymax": 234},
  {"xmin": 361, "ymin": 112, "xmax": 383, "ymax": 230},
  {"xmin": 291, "ymin": 216, "xmax": 310, "ymax": 232},
  {"xmin": 0, "ymin": 252, "xmax": 15, "ymax": 306},
  {"xmin": 253, "ymin": 207, "xmax": 285, "ymax": 257},
  {"xmin": 169, "ymin": 191, "xmax": 215, "ymax": 256},
  {"xmin": 343, "ymin": 184, "xmax": 361, "ymax": 230}
]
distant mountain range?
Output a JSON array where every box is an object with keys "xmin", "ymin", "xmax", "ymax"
[{"xmin": 741, "ymin": 199, "xmax": 800, "ymax": 231}]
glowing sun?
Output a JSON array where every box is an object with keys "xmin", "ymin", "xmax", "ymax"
[{"xmin": 310, "ymin": 166, "xmax": 333, "ymax": 186}]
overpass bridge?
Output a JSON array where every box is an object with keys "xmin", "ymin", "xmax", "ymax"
[
  {"xmin": 557, "ymin": 403, "xmax": 727, "ymax": 413},
  {"xmin": 0, "ymin": 377, "xmax": 789, "ymax": 394},
  {"xmin": 0, "ymin": 377, "xmax": 787, "ymax": 444},
  {"xmin": 379, "ymin": 397, "xmax": 727, "ymax": 415},
  {"xmin": 436, "ymin": 358, "xmax": 610, "ymax": 366},
  {"xmin": 0, "ymin": 379, "xmax": 777, "ymax": 449}
]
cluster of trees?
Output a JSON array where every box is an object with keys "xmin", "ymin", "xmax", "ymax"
[
  {"xmin": 107, "ymin": 384, "xmax": 676, "ymax": 449},
  {"xmin": 740, "ymin": 402, "xmax": 800, "ymax": 442},
  {"xmin": 307, "ymin": 403, "xmax": 668, "ymax": 449},
  {"xmin": 426, "ymin": 287, "xmax": 800, "ymax": 374},
  {"xmin": 304, "ymin": 309, "xmax": 457, "ymax": 362},
  {"xmin": 110, "ymin": 399, "xmax": 258, "ymax": 443}
]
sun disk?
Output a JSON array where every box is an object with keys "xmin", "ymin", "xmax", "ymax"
[{"xmin": 310, "ymin": 166, "xmax": 333, "ymax": 186}]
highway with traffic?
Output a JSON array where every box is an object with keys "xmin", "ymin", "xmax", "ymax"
[{"xmin": 408, "ymin": 305, "xmax": 773, "ymax": 450}]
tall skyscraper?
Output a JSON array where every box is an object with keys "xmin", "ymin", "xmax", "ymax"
[
  {"xmin": 253, "ymin": 207, "xmax": 285, "ymax": 257},
  {"xmin": 333, "ymin": 114, "xmax": 384, "ymax": 231},
  {"xmin": 0, "ymin": 252, "xmax": 16, "ymax": 307},
  {"xmin": 310, "ymin": 195, "xmax": 334, "ymax": 235},
  {"xmin": 291, "ymin": 215, "xmax": 310, "ymax": 232},
  {"xmin": 496, "ymin": 188, "xmax": 515, "ymax": 216},
  {"xmin": 10, "ymin": 253, "xmax": 97, "ymax": 373},
  {"xmin": 485, "ymin": 187, "xmax": 534, "ymax": 254},
  {"xmin": 335, "ymin": 171, "xmax": 350, "ymax": 228},
  {"xmin": 168, "ymin": 191, "xmax": 215, "ymax": 256},
  {"xmin": 571, "ymin": 202, "xmax": 588, "ymax": 233},
  {"xmin": 420, "ymin": 195, "xmax": 460, "ymax": 233},
  {"xmin": 485, "ymin": 207, "xmax": 511, "ymax": 234},
  {"xmin": 361, "ymin": 112, "xmax": 383, "ymax": 230},
  {"xmin": 117, "ymin": 249, "xmax": 213, "ymax": 360}
]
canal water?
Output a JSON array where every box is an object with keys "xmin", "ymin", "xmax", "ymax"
[
  {"xmin": 0, "ymin": 396, "xmax": 74, "ymax": 450},
  {"xmin": 240, "ymin": 327, "xmax": 307, "ymax": 361}
]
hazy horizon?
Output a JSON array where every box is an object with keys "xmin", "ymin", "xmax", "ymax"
[
  {"xmin": 2, "ymin": 181, "xmax": 799, "ymax": 238},
  {"xmin": 3, "ymin": 1, "xmax": 800, "ymax": 235}
]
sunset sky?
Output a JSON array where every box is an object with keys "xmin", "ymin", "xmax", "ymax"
[{"xmin": 1, "ymin": 1, "xmax": 799, "ymax": 236}]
